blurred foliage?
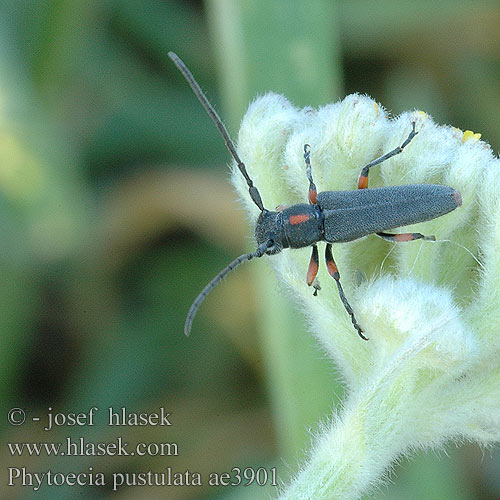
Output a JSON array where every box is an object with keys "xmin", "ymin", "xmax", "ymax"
[{"xmin": 0, "ymin": 1, "xmax": 499, "ymax": 499}]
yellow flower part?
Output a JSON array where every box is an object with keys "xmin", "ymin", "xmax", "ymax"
[{"xmin": 462, "ymin": 129, "xmax": 481, "ymax": 142}]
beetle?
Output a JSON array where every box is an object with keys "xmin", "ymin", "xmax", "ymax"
[{"xmin": 168, "ymin": 52, "xmax": 462, "ymax": 340}]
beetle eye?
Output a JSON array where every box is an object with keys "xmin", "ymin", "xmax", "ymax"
[{"xmin": 265, "ymin": 239, "xmax": 283, "ymax": 255}]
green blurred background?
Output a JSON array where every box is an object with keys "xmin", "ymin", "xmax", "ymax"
[{"xmin": 1, "ymin": 1, "xmax": 499, "ymax": 499}]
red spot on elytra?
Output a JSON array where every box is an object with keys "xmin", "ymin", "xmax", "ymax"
[{"xmin": 289, "ymin": 214, "xmax": 310, "ymax": 225}]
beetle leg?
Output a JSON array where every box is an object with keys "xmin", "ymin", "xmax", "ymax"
[
  {"xmin": 307, "ymin": 244, "xmax": 320, "ymax": 295},
  {"xmin": 312, "ymin": 278, "xmax": 321, "ymax": 296},
  {"xmin": 377, "ymin": 231, "xmax": 435, "ymax": 242},
  {"xmin": 325, "ymin": 244, "xmax": 368, "ymax": 340},
  {"xmin": 303, "ymin": 144, "xmax": 318, "ymax": 204},
  {"xmin": 358, "ymin": 121, "xmax": 417, "ymax": 189}
]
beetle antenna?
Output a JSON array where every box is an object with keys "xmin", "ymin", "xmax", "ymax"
[
  {"xmin": 168, "ymin": 52, "xmax": 265, "ymax": 212},
  {"xmin": 184, "ymin": 240, "xmax": 272, "ymax": 336}
]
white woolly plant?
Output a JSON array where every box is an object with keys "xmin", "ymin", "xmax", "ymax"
[{"xmin": 231, "ymin": 93, "xmax": 500, "ymax": 500}]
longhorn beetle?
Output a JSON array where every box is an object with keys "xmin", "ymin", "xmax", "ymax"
[{"xmin": 169, "ymin": 52, "xmax": 462, "ymax": 340}]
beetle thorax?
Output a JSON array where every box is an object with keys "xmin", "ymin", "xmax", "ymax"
[{"xmin": 280, "ymin": 204, "xmax": 323, "ymax": 248}]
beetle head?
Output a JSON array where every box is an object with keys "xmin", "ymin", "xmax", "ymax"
[{"xmin": 255, "ymin": 210, "xmax": 285, "ymax": 254}]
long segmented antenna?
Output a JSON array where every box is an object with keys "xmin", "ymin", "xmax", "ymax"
[
  {"xmin": 184, "ymin": 240, "xmax": 272, "ymax": 336},
  {"xmin": 168, "ymin": 51, "xmax": 265, "ymax": 212}
]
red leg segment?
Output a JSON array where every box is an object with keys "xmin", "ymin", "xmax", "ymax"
[{"xmin": 377, "ymin": 231, "xmax": 435, "ymax": 242}]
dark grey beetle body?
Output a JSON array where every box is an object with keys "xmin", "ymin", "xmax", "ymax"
[
  {"xmin": 256, "ymin": 184, "xmax": 460, "ymax": 253},
  {"xmin": 168, "ymin": 52, "xmax": 462, "ymax": 340}
]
